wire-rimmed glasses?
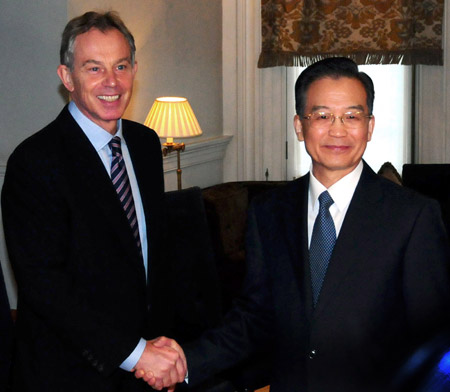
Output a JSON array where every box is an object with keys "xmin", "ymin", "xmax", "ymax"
[{"xmin": 302, "ymin": 111, "xmax": 373, "ymax": 129}]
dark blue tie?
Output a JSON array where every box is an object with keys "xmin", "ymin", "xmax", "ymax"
[
  {"xmin": 109, "ymin": 136, "xmax": 142, "ymax": 257},
  {"xmin": 309, "ymin": 190, "xmax": 336, "ymax": 306}
]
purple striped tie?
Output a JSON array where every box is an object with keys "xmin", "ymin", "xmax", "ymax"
[{"xmin": 109, "ymin": 136, "xmax": 142, "ymax": 256}]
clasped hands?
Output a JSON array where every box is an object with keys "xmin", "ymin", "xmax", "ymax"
[{"xmin": 133, "ymin": 336, "xmax": 186, "ymax": 391}]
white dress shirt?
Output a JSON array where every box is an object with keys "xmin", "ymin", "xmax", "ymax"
[{"xmin": 308, "ymin": 161, "xmax": 364, "ymax": 247}]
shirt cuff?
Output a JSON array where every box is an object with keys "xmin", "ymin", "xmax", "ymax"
[{"xmin": 119, "ymin": 338, "xmax": 146, "ymax": 371}]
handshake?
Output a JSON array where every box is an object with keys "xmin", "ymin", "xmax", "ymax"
[{"xmin": 132, "ymin": 336, "xmax": 187, "ymax": 391}]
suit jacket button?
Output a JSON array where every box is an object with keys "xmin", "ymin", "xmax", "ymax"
[{"xmin": 309, "ymin": 349, "xmax": 316, "ymax": 359}]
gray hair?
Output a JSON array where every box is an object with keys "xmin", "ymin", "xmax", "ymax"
[{"xmin": 60, "ymin": 11, "xmax": 136, "ymax": 70}]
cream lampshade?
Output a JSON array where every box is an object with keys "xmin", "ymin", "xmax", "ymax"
[{"xmin": 144, "ymin": 97, "xmax": 203, "ymax": 189}]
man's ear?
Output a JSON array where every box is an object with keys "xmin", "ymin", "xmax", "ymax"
[
  {"xmin": 57, "ymin": 65, "xmax": 75, "ymax": 92},
  {"xmin": 367, "ymin": 114, "xmax": 375, "ymax": 142},
  {"xmin": 294, "ymin": 115, "xmax": 304, "ymax": 141}
]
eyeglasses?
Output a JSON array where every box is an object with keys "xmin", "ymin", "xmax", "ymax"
[{"xmin": 303, "ymin": 111, "xmax": 373, "ymax": 129}]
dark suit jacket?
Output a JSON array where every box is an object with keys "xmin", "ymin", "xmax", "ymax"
[
  {"xmin": 1, "ymin": 106, "xmax": 168, "ymax": 391},
  {"xmin": 184, "ymin": 162, "xmax": 450, "ymax": 392}
]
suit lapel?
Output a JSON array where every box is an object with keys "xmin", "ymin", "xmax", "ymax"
[
  {"xmin": 122, "ymin": 126, "xmax": 155, "ymax": 230},
  {"xmin": 57, "ymin": 108, "xmax": 146, "ymax": 279},
  {"xmin": 122, "ymin": 125, "xmax": 164, "ymax": 283},
  {"xmin": 283, "ymin": 176, "xmax": 315, "ymax": 318},
  {"xmin": 313, "ymin": 163, "xmax": 384, "ymax": 317}
]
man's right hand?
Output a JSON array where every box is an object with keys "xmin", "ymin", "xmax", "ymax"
[{"xmin": 133, "ymin": 337, "xmax": 186, "ymax": 391}]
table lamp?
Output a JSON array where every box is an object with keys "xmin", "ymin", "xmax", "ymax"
[{"xmin": 144, "ymin": 97, "xmax": 202, "ymax": 190}]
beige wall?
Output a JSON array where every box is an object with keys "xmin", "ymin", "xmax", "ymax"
[
  {"xmin": 0, "ymin": 0, "xmax": 222, "ymax": 164},
  {"xmin": 0, "ymin": 0, "xmax": 67, "ymax": 163},
  {"xmin": 68, "ymin": 0, "xmax": 222, "ymax": 142},
  {"xmin": 0, "ymin": 0, "xmax": 223, "ymax": 307}
]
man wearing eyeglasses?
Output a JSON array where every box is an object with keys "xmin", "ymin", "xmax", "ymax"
[{"xmin": 146, "ymin": 57, "xmax": 450, "ymax": 392}]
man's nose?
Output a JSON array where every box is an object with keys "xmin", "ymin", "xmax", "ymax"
[
  {"xmin": 329, "ymin": 115, "xmax": 347, "ymax": 136},
  {"xmin": 103, "ymin": 70, "xmax": 117, "ymax": 87}
]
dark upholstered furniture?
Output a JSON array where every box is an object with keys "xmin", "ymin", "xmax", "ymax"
[
  {"xmin": 164, "ymin": 187, "xmax": 235, "ymax": 392},
  {"xmin": 377, "ymin": 163, "xmax": 450, "ymax": 241},
  {"xmin": 163, "ymin": 187, "xmax": 222, "ymax": 341},
  {"xmin": 201, "ymin": 181, "xmax": 287, "ymax": 312},
  {"xmin": 402, "ymin": 164, "xmax": 450, "ymax": 239},
  {"xmin": 165, "ymin": 181, "xmax": 286, "ymax": 391}
]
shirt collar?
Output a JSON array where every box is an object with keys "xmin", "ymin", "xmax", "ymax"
[
  {"xmin": 309, "ymin": 161, "xmax": 363, "ymax": 211},
  {"xmin": 68, "ymin": 101, "xmax": 123, "ymax": 152}
]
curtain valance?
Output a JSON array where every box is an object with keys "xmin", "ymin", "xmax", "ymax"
[{"xmin": 258, "ymin": 0, "xmax": 444, "ymax": 68}]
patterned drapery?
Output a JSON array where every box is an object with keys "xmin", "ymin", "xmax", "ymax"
[{"xmin": 258, "ymin": 0, "xmax": 444, "ymax": 68}]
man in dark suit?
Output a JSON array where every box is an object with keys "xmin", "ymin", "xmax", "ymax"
[
  {"xmin": 1, "ymin": 11, "xmax": 186, "ymax": 392},
  {"xmin": 150, "ymin": 58, "xmax": 450, "ymax": 391}
]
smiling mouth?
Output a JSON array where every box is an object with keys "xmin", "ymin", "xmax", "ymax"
[
  {"xmin": 324, "ymin": 145, "xmax": 351, "ymax": 152},
  {"xmin": 98, "ymin": 95, "xmax": 120, "ymax": 102}
]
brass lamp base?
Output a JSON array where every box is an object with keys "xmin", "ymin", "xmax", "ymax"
[{"xmin": 162, "ymin": 142, "xmax": 185, "ymax": 190}]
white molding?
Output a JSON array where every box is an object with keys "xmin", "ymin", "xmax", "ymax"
[
  {"xmin": 415, "ymin": 3, "xmax": 450, "ymax": 163},
  {"xmin": 162, "ymin": 135, "xmax": 232, "ymax": 173},
  {"xmin": 415, "ymin": 66, "xmax": 444, "ymax": 163},
  {"xmin": 222, "ymin": 0, "xmax": 288, "ymax": 182},
  {"xmin": 223, "ymin": 0, "xmax": 254, "ymax": 181},
  {"xmin": 223, "ymin": 0, "xmax": 266, "ymax": 181},
  {"xmin": 444, "ymin": 0, "xmax": 450, "ymax": 161},
  {"xmin": 162, "ymin": 135, "xmax": 232, "ymax": 191}
]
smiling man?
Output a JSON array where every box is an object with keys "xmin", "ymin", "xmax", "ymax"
[
  {"xmin": 294, "ymin": 76, "xmax": 374, "ymax": 188},
  {"xmin": 57, "ymin": 27, "xmax": 136, "ymax": 134},
  {"xmin": 2, "ymin": 11, "xmax": 185, "ymax": 392},
  {"xmin": 173, "ymin": 57, "xmax": 450, "ymax": 392}
]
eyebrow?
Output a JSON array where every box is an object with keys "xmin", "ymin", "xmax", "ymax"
[
  {"xmin": 115, "ymin": 57, "xmax": 132, "ymax": 65},
  {"xmin": 82, "ymin": 59, "xmax": 102, "ymax": 67},
  {"xmin": 310, "ymin": 105, "xmax": 329, "ymax": 112},
  {"xmin": 310, "ymin": 104, "xmax": 366, "ymax": 112},
  {"xmin": 81, "ymin": 57, "xmax": 132, "ymax": 67}
]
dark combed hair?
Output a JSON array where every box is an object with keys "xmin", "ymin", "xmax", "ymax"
[
  {"xmin": 60, "ymin": 11, "xmax": 136, "ymax": 70},
  {"xmin": 295, "ymin": 57, "xmax": 375, "ymax": 116}
]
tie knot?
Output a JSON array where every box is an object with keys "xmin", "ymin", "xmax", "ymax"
[
  {"xmin": 109, "ymin": 136, "xmax": 122, "ymax": 157},
  {"xmin": 318, "ymin": 190, "xmax": 334, "ymax": 210}
]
